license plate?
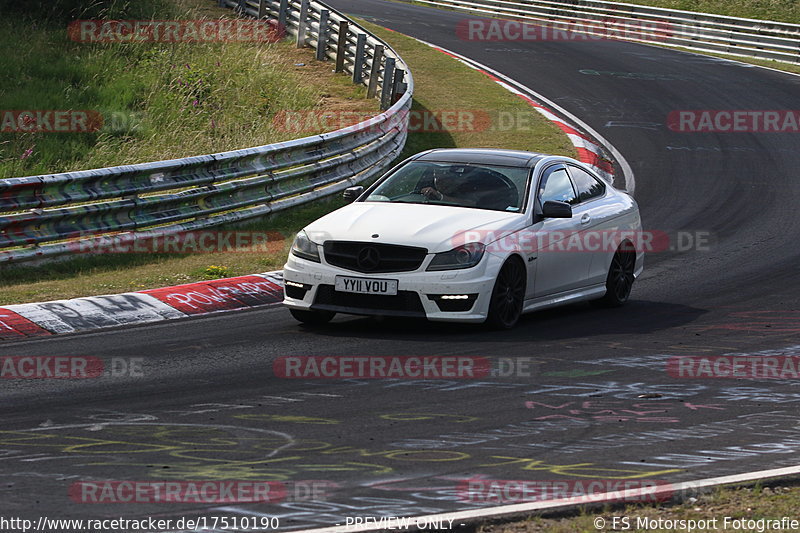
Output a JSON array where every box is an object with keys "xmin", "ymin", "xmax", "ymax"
[{"xmin": 335, "ymin": 276, "xmax": 398, "ymax": 295}]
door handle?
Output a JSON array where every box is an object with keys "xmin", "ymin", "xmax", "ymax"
[{"xmin": 580, "ymin": 213, "xmax": 592, "ymax": 225}]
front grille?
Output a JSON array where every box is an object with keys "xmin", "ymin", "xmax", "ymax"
[
  {"xmin": 323, "ymin": 241, "xmax": 427, "ymax": 273},
  {"xmin": 312, "ymin": 285, "xmax": 425, "ymax": 317}
]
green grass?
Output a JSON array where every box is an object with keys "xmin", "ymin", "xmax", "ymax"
[
  {"xmin": 363, "ymin": 20, "xmax": 575, "ymax": 158},
  {"xmin": 0, "ymin": 16, "xmax": 575, "ymax": 305},
  {"xmin": 1, "ymin": 0, "xmax": 172, "ymax": 22},
  {"xmin": 480, "ymin": 482, "xmax": 800, "ymax": 532},
  {"xmin": 0, "ymin": 0, "xmax": 374, "ymax": 177},
  {"xmin": 611, "ymin": 0, "xmax": 800, "ymax": 24}
]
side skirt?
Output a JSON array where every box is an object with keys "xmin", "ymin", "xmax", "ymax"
[{"xmin": 522, "ymin": 284, "xmax": 606, "ymax": 313}]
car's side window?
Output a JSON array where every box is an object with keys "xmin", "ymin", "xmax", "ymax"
[
  {"xmin": 538, "ymin": 166, "xmax": 576, "ymax": 205},
  {"xmin": 568, "ymin": 165, "xmax": 606, "ymax": 204}
]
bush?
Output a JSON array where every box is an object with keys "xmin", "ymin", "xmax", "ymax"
[{"xmin": 201, "ymin": 265, "xmax": 231, "ymax": 280}]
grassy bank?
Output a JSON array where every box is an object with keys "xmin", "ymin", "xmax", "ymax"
[
  {"xmin": 0, "ymin": 17, "xmax": 575, "ymax": 305},
  {"xmin": 0, "ymin": 0, "xmax": 374, "ymax": 177},
  {"xmin": 613, "ymin": 0, "xmax": 800, "ymax": 24},
  {"xmin": 481, "ymin": 481, "xmax": 800, "ymax": 532}
]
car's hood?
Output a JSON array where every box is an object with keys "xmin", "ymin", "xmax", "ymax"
[{"xmin": 304, "ymin": 202, "xmax": 526, "ymax": 253}]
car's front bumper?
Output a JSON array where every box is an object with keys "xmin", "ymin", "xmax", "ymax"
[{"xmin": 282, "ymin": 253, "xmax": 502, "ymax": 323}]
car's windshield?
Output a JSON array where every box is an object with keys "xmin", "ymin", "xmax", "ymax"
[{"xmin": 365, "ymin": 161, "xmax": 530, "ymax": 212}]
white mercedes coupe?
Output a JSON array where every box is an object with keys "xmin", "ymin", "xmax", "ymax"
[{"xmin": 283, "ymin": 148, "xmax": 643, "ymax": 328}]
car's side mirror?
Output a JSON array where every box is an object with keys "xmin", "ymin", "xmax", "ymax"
[
  {"xmin": 541, "ymin": 200, "xmax": 572, "ymax": 218},
  {"xmin": 343, "ymin": 186, "xmax": 364, "ymax": 203}
]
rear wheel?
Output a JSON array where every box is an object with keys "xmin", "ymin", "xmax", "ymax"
[
  {"xmin": 290, "ymin": 308, "xmax": 336, "ymax": 325},
  {"xmin": 598, "ymin": 243, "xmax": 636, "ymax": 307},
  {"xmin": 486, "ymin": 257, "xmax": 526, "ymax": 329}
]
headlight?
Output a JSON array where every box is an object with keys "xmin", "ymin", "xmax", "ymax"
[
  {"xmin": 290, "ymin": 230, "xmax": 321, "ymax": 262},
  {"xmin": 426, "ymin": 242, "xmax": 485, "ymax": 271}
]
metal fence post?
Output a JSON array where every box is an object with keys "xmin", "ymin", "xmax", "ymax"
[
  {"xmin": 367, "ymin": 44, "xmax": 384, "ymax": 98},
  {"xmin": 236, "ymin": 0, "xmax": 246, "ymax": 15},
  {"xmin": 352, "ymin": 33, "xmax": 366, "ymax": 84},
  {"xmin": 278, "ymin": 0, "xmax": 288, "ymax": 31},
  {"xmin": 316, "ymin": 10, "xmax": 330, "ymax": 61},
  {"xmin": 258, "ymin": 0, "xmax": 267, "ymax": 19},
  {"xmin": 296, "ymin": 0, "xmax": 309, "ymax": 48},
  {"xmin": 218, "ymin": 0, "xmax": 226, "ymax": 7},
  {"xmin": 391, "ymin": 68, "xmax": 405, "ymax": 106},
  {"xmin": 335, "ymin": 21, "xmax": 349, "ymax": 73},
  {"xmin": 380, "ymin": 57, "xmax": 396, "ymax": 110}
]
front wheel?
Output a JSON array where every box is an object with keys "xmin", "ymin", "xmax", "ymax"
[
  {"xmin": 290, "ymin": 308, "xmax": 336, "ymax": 325},
  {"xmin": 597, "ymin": 243, "xmax": 636, "ymax": 307},
  {"xmin": 486, "ymin": 258, "xmax": 526, "ymax": 329}
]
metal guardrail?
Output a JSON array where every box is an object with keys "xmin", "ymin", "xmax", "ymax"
[
  {"xmin": 0, "ymin": 0, "xmax": 413, "ymax": 264},
  {"xmin": 413, "ymin": 0, "xmax": 800, "ymax": 64}
]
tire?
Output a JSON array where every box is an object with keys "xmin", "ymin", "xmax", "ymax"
[
  {"xmin": 597, "ymin": 242, "xmax": 636, "ymax": 307},
  {"xmin": 290, "ymin": 308, "xmax": 335, "ymax": 325},
  {"xmin": 486, "ymin": 257, "xmax": 527, "ymax": 329}
]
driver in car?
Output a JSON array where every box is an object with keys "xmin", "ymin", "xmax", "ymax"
[
  {"xmin": 420, "ymin": 166, "xmax": 479, "ymax": 206},
  {"xmin": 421, "ymin": 165, "xmax": 516, "ymax": 211}
]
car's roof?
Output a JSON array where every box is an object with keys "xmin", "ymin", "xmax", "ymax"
[{"xmin": 413, "ymin": 148, "xmax": 548, "ymax": 168}]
